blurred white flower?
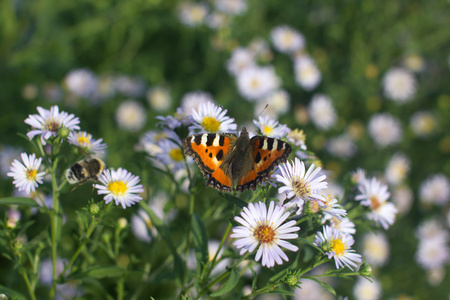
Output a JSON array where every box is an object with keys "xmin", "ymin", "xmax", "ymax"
[
  {"xmin": 326, "ymin": 134, "xmax": 357, "ymax": 159},
  {"xmin": 155, "ymin": 134, "xmax": 191, "ymax": 172},
  {"xmin": 114, "ymin": 75, "xmax": 145, "ymax": 98},
  {"xmin": 385, "ymin": 153, "xmax": 410, "ymax": 186},
  {"xmin": 403, "ymin": 54, "xmax": 425, "ymax": 72},
  {"xmin": 410, "ymin": 111, "xmax": 437, "ymax": 138},
  {"xmin": 236, "ymin": 66, "xmax": 280, "ymax": 101},
  {"xmin": 326, "ymin": 216, "xmax": 356, "ymax": 236},
  {"xmin": 178, "ymin": 2, "xmax": 208, "ymax": 27},
  {"xmin": 362, "ymin": 232, "xmax": 390, "ymax": 267},
  {"xmin": 308, "ymin": 94, "xmax": 337, "ymax": 130},
  {"xmin": 181, "ymin": 90, "xmax": 214, "ymax": 115},
  {"xmin": 214, "ymin": 0, "xmax": 247, "ymax": 15},
  {"xmin": 294, "ymin": 56, "xmax": 321, "ymax": 91},
  {"xmin": 270, "ymin": 25, "xmax": 305, "ymax": 53},
  {"xmin": 419, "ymin": 174, "xmax": 450, "ymax": 206},
  {"xmin": 416, "ymin": 219, "xmax": 448, "ymax": 244},
  {"xmin": 92, "ymin": 75, "xmax": 116, "ymax": 102},
  {"xmin": 392, "ymin": 185, "xmax": 413, "ymax": 215},
  {"xmin": 253, "ymin": 115, "xmax": 289, "ymax": 138},
  {"xmin": 382, "ymin": 67, "xmax": 416, "ymax": 103},
  {"xmin": 368, "ymin": 113, "xmax": 402, "ymax": 147},
  {"xmin": 115, "ymin": 100, "xmax": 147, "ymax": 132},
  {"xmin": 353, "ymin": 277, "xmax": 382, "ymax": 300},
  {"xmin": 64, "ymin": 68, "xmax": 98, "ymax": 99},
  {"xmin": 254, "ymin": 89, "xmax": 290, "ymax": 119},
  {"xmin": 147, "ymin": 87, "xmax": 172, "ymax": 112},
  {"xmin": 226, "ymin": 47, "xmax": 255, "ymax": 76},
  {"xmin": 416, "ymin": 237, "xmax": 450, "ymax": 270},
  {"xmin": 287, "ymin": 128, "xmax": 307, "ymax": 150}
]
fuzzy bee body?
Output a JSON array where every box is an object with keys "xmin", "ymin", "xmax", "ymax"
[{"xmin": 65, "ymin": 158, "xmax": 105, "ymax": 185}]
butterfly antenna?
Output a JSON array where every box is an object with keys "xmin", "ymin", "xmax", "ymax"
[{"xmin": 257, "ymin": 104, "xmax": 269, "ymax": 118}]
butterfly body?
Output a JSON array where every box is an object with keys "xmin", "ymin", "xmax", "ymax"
[{"xmin": 183, "ymin": 127, "xmax": 291, "ymax": 192}]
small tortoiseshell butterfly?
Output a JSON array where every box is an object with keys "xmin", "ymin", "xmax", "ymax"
[{"xmin": 183, "ymin": 127, "xmax": 292, "ymax": 192}]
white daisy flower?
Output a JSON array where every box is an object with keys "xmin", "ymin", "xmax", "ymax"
[
  {"xmin": 24, "ymin": 105, "xmax": 81, "ymax": 145},
  {"xmin": 155, "ymin": 134, "xmax": 190, "ymax": 172},
  {"xmin": 294, "ymin": 56, "xmax": 321, "ymax": 91},
  {"xmin": 326, "ymin": 134, "xmax": 357, "ymax": 159},
  {"xmin": 115, "ymin": 100, "xmax": 147, "ymax": 132},
  {"xmin": 214, "ymin": 0, "xmax": 247, "ymax": 15},
  {"xmin": 307, "ymin": 94, "xmax": 337, "ymax": 130},
  {"xmin": 352, "ymin": 168, "xmax": 367, "ymax": 184},
  {"xmin": 270, "ymin": 25, "xmax": 305, "ymax": 53},
  {"xmin": 0, "ymin": 145, "xmax": 22, "ymax": 179},
  {"xmin": 236, "ymin": 66, "xmax": 280, "ymax": 101},
  {"xmin": 382, "ymin": 67, "xmax": 416, "ymax": 103},
  {"xmin": 353, "ymin": 277, "xmax": 382, "ymax": 300},
  {"xmin": 147, "ymin": 86, "xmax": 172, "ymax": 113},
  {"xmin": 385, "ymin": 153, "xmax": 410, "ymax": 186},
  {"xmin": 362, "ymin": 232, "xmax": 390, "ymax": 267},
  {"xmin": 64, "ymin": 68, "xmax": 98, "ymax": 99},
  {"xmin": 326, "ymin": 216, "xmax": 356, "ymax": 236},
  {"xmin": 68, "ymin": 131, "xmax": 107, "ymax": 155},
  {"xmin": 392, "ymin": 185, "xmax": 413, "ymax": 216},
  {"xmin": 416, "ymin": 219, "xmax": 449, "ymax": 244},
  {"xmin": 355, "ymin": 177, "xmax": 397, "ymax": 230},
  {"xmin": 419, "ymin": 174, "xmax": 450, "ymax": 206},
  {"xmin": 114, "ymin": 75, "xmax": 145, "ymax": 98},
  {"xmin": 131, "ymin": 209, "xmax": 153, "ymax": 243},
  {"xmin": 254, "ymin": 89, "xmax": 290, "ymax": 119},
  {"xmin": 410, "ymin": 111, "xmax": 437, "ymax": 138},
  {"xmin": 206, "ymin": 11, "xmax": 228, "ymax": 29},
  {"xmin": 253, "ymin": 115, "xmax": 289, "ymax": 138},
  {"xmin": 275, "ymin": 158, "xmax": 328, "ymax": 215},
  {"xmin": 416, "ymin": 238, "xmax": 450, "ymax": 270},
  {"xmin": 230, "ymin": 201, "xmax": 300, "ymax": 268},
  {"xmin": 314, "ymin": 225, "xmax": 362, "ymax": 271},
  {"xmin": 7, "ymin": 153, "xmax": 46, "ymax": 195},
  {"xmin": 189, "ymin": 101, "xmax": 237, "ymax": 133},
  {"xmin": 181, "ymin": 90, "xmax": 214, "ymax": 115},
  {"xmin": 226, "ymin": 47, "xmax": 255, "ymax": 75},
  {"xmin": 157, "ymin": 107, "xmax": 194, "ymax": 130},
  {"xmin": 92, "ymin": 75, "xmax": 116, "ymax": 102},
  {"xmin": 95, "ymin": 168, "xmax": 144, "ymax": 209},
  {"xmin": 286, "ymin": 128, "xmax": 307, "ymax": 150},
  {"xmin": 368, "ymin": 113, "xmax": 402, "ymax": 147},
  {"xmin": 178, "ymin": 2, "xmax": 208, "ymax": 27},
  {"xmin": 137, "ymin": 129, "xmax": 180, "ymax": 157},
  {"xmin": 320, "ymin": 193, "xmax": 347, "ymax": 221}
]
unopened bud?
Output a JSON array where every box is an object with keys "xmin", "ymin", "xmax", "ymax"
[{"xmin": 89, "ymin": 203, "xmax": 100, "ymax": 215}]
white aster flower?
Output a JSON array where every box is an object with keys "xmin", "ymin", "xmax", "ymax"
[
  {"xmin": 326, "ymin": 216, "xmax": 356, "ymax": 236},
  {"xmin": 362, "ymin": 232, "xmax": 390, "ymax": 267},
  {"xmin": 236, "ymin": 66, "xmax": 280, "ymax": 101},
  {"xmin": 326, "ymin": 134, "xmax": 357, "ymax": 159},
  {"xmin": 7, "ymin": 153, "xmax": 46, "ymax": 195},
  {"xmin": 92, "ymin": 75, "xmax": 116, "ymax": 102},
  {"xmin": 253, "ymin": 115, "xmax": 289, "ymax": 138},
  {"xmin": 230, "ymin": 201, "xmax": 300, "ymax": 268},
  {"xmin": 270, "ymin": 25, "xmax": 305, "ymax": 53},
  {"xmin": 308, "ymin": 94, "xmax": 337, "ymax": 130},
  {"xmin": 353, "ymin": 277, "xmax": 382, "ymax": 300},
  {"xmin": 206, "ymin": 11, "xmax": 228, "ymax": 29},
  {"xmin": 419, "ymin": 174, "xmax": 450, "ymax": 206},
  {"xmin": 352, "ymin": 168, "xmax": 367, "ymax": 185},
  {"xmin": 178, "ymin": 2, "xmax": 208, "ymax": 27},
  {"xmin": 416, "ymin": 238, "xmax": 450, "ymax": 270},
  {"xmin": 254, "ymin": 89, "xmax": 290, "ymax": 119},
  {"xmin": 314, "ymin": 226, "xmax": 362, "ymax": 271},
  {"xmin": 115, "ymin": 100, "xmax": 147, "ymax": 132},
  {"xmin": 320, "ymin": 193, "xmax": 347, "ymax": 221},
  {"xmin": 157, "ymin": 107, "xmax": 193, "ymax": 130},
  {"xmin": 286, "ymin": 128, "xmax": 307, "ymax": 150},
  {"xmin": 368, "ymin": 113, "xmax": 402, "ymax": 147},
  {"xmin": 24, "ymin": 105, "xmax": 80, "ymax": 145},
  {"xmin": 137, "ymin": 129, "xmax": 180, "ymax": 157},
  {"xmin": 226, "ymin": 47, "xmax": 255, "ymax": 76},
  {"xmin": 95, "ymin": 168, "xmax": 144, "ymax": 209},
  {"xmin": 0, "ymin": 145, "xmax": 22, "ymax": 179},
  {"xmin": 68, "ymin": 131, "xmax": 107, "ymax": 155},
  {"xmin": 385, "ymin": 153, "xmax": 410, "ymax": 186},
  {"xmin": 64, "ymin": 68, "xmax": 98, "ymax": 99},
  {"xmin": 181, "ymin": 90, "xmax": 214, "ymax": 115},
  {"xmin": 155, "ymin": 134, "xmax": 190, "ymax": 172},
  {"xmin": 416, "ymin": 219, "xmax": 448, "ymax": 244},
  {"xmin": 189, "ymin": 101, "xmax": 237, "ymax": 133},
  {"xmin": 410, "ymin": 111, "xmax": 437, "ymax": 137},
  {"xmin": 294, "ymin": 56, "xmax": 321, "ymax": 91},
  {"xmin": 275, "ymin": 158, "xmax": 327, "ymax": 215},
  {"xmin": 294, "ymin": 279, "xmax": 335, "ymax": 300},
  {"xmin": 131, "ymin": 209, "xmax": 153, "ymax": 243},
  {"xmin": 214, "ymin": 0, "xmax": 247, "ymax": 15},
  {"xmin": 382, "ymin": 67, "xmax": 416, "ymax": 103},
  {"xmin": 355, "ymin": 177, "xmax": 397, "ymax": 230},
  {"xmin": 392, "ymin": 185, "xmax": 413, "ymax": 215},
  {"xmin": 114, "ymin": 75, "xmax": 145, "ymax": 98},
  {"xmin": 147, "ymin": 87, "xmax": 172, "ymax": 113}
]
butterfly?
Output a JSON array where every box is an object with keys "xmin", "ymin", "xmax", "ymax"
[{"xmin": 182, "ymin": 127, "xmax": 291, "ymax": 192}]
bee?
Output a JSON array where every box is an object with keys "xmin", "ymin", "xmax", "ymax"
[{"xmin": 65, "ymin": 157, "xmax": 105, "ymax": 185}]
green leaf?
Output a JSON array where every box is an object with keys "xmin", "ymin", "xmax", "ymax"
[
  {"xmin": 218, "ymin": 193, "xmax": 247, "ymax": 209},
  {"xmin": 0, "ymin": 197, "xmax": 39, "ymax": 207},
  {"xmin": 0, "ymin": 284, "xmax": 28, "ymax": 300},
  {"xmin": 251, "ymin": 267, "xmax": 258, "ymax": 291},
  {"xmin": 191, "ymin": 213, "xmax": 209, "ymax": 272},
  {"xmin": 298, "ymin": 237, "xmax": 324, "ymax": 254},
  {"xmin": 210, "ymin": 268, "xmax": 240, "ymax": 297},
  {"xmin": 73, "ymin": 266, "xmax": 126, "ymax": 279},
  {"xmin": 306, "ymin": 278, "xmax": 336, "ymax": 296}
]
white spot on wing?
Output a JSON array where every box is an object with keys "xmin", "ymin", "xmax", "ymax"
[
  {"xmin": 201, "ymin": 134, "xmax": 208, "ymax": 146},
  {"xmin": 213, "ymin": 135, "xmax": 221, "ymax": 147},
  {"xmin": 272, "ymin": 139, "xmax": 278, "ymax": 151},
  {"xmin": 262, "ymin": 139, "xmax": 268, "ymax": 150}
]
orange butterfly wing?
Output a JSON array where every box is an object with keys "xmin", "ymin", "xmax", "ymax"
[
  {"xmin": 236, "ymin": 136, "xmax": 291, "ymax": 191},
  {"xmin": 183, "ymin": 133, "xmax": 237, "ymax": 192}
]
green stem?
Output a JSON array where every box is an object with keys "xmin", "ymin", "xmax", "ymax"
[
  {"xmin": 49, "ymin": 154, "xmax": 61, "ymax": 299},
  {"xmin": 117, "ymin": 277, "xmax": 125, "ymax": 300},
  {"xmin": 19, "ymin": 268, "xmax": 37, "ymax": 300},
  {"xmin": 303, "ymin": 271, "xmax": 360, "ymax": 278}
]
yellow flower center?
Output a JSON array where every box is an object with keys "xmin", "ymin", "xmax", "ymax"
[
  {"xmin": 330, "ymin": 238, "xmax": 345, "ymax": 256},
  {"xmin": 108, "ymin": 181, "xmax": 128, "ymax": 196},
  {"xmin": 26, "ymin": 169, "xmax": 37, "ymax": 180},
  {"xmin": 250, "ymin": 78, "xmax": 260, "ymax": 89},
  {"xmin": 170, "ymin": 148, "xmax": 184, "ymax": 161},
  {"xmin": 201, "ymin": 116, "xmax": 220, "ymax": 132},
  {"xmin": 254, "ymin": 224, "xmax": 275, "ymax": 244},
  {"xmin": 44, "ymin": 118, "xmax": 61, "ymax": 133},
  {"xmin": 370, "ymin": 196, "xmax": 381, "ymax": 210},
  {"xmin": 77, "ymin": 136, "xmax": 91, "ymax": 146},
  {"xmin": 292, "ymin": 178, "xmax": 310, "ymax": 198},
  {"xmin": 263, "ymin": 125, "xmax": 273, "ymax": 135}
]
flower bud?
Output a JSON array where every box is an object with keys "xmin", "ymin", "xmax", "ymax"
[
  {"xmin": 359, "ymin": 261, "xmax": 373, "ymax": 277},
  {"xmin": 284, "ymin": 274, "xmax": 300, "ymax": 287},
  {"xmin": 89, "ymin": 203, "xmax": 100, "ymax": 215},
  {"xmin": 58, "ymin": 126, "xmax": 70, "ymax": 139}
]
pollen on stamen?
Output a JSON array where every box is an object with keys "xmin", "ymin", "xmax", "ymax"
[
  {"xmin": 169, "ymin": 148, "xmax": 184, "ymax": 161},
  {"xmin": 201, "ymin": 117, "xmax": 221, "ymax": 132},
  {"xmin": 292, "ymin": 178, "xmax": 310, "ymax": 198},
  {"xmin": 26, "ymin": 169, "xmax": 37, "ymax": 180},
  {"xmin": 108, "ymin": 181, "xmax": 128, "ymax": 196},
  {"xmin": 370, "ymin": 196, "xmax": 381, "ymax": 210},
  {"xmin": 254, "ymin": 224, "xmax": 276, "ymax": 244},
  {"xmin": 330, "ymin": 238, "xmax": 346, "ymax": 256}
]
